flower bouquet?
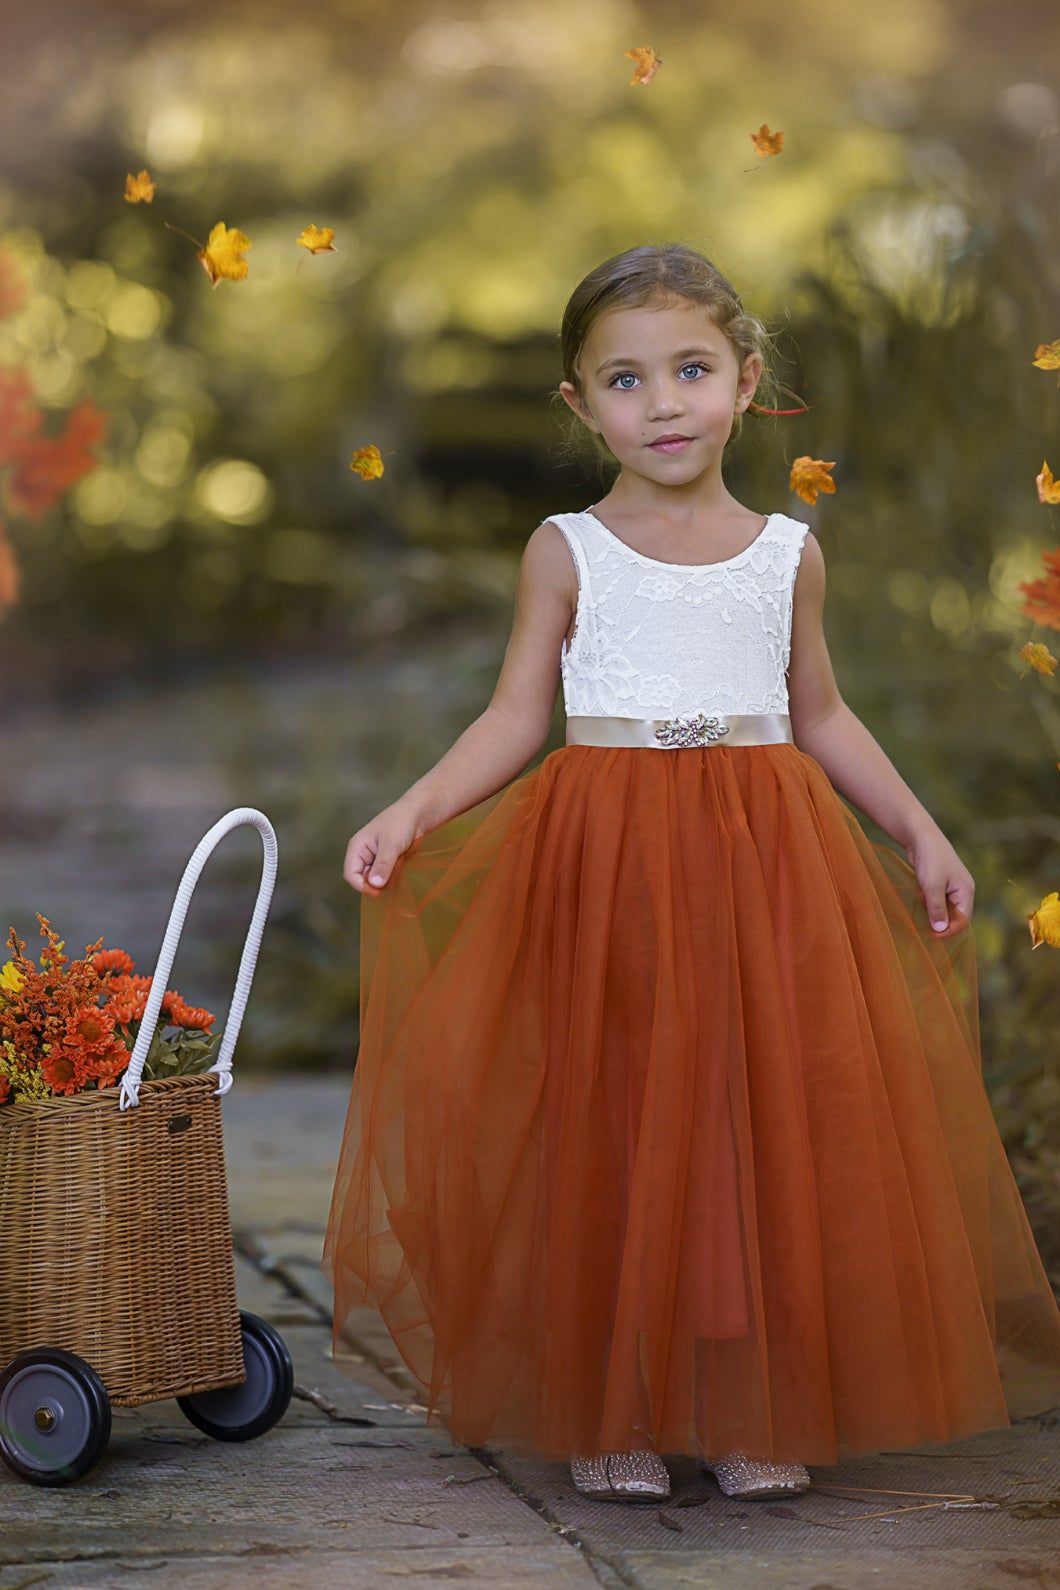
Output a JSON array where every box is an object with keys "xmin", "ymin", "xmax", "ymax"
[{"xmin": 0, "ymin": 915, "xmax": 222, "ymax": 1106}]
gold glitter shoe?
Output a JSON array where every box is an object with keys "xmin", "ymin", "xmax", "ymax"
[
  {"xmin": 569, "ymin": 1450, "xmax": 671, "ymax": 1501},
  {"xmin": 701, "ymin": 1450, "xmax": 811, "ymax": 1498}
]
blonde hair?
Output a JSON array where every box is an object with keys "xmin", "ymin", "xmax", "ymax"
[{"xmin": 551, "ymin": 241, "xmax": 786, "ymax": 475}]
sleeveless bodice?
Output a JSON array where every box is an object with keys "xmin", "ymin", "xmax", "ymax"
[{"xmin": 549, "ymin": 509, "xmax": 811, "ymax": 719}]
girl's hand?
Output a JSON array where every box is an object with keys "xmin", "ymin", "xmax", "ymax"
[
  {"xmin": 343, "ymin": 803, "xmax": 421, "ymax": 894},
  {"xmin": 902, "ymin": 824, "xmax": 975, "ymax": 937}
]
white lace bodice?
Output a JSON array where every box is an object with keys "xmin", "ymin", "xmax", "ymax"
[{"xmin": 550, "ymin": 508, "xmax": 811, "ymax": 718}]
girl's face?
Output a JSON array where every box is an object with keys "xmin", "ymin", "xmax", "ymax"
[{"xmin": 559, "ymin": 297, "xmax": 762, "ymax": 484}]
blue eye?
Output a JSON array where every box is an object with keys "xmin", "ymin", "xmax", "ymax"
[{"xmin": 608, "ymin": 363, "xmax": 709, "ymax": 389}]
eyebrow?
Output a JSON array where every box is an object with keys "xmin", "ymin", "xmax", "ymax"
[{"xmin": 595, "ymin": 345, "xmax": 720, "ymax": 375}]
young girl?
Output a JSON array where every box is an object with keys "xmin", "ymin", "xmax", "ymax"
[{"xmin": 322, "ymin": 242, "xmax": 1060, "ymax": 1504}]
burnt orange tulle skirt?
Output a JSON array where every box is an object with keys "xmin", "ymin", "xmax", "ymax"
[{"xmin": 321, "ymin": 740, "xmax": 1060, "ymax": 1464}]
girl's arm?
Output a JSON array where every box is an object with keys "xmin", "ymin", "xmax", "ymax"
[
  {"xmin": 392, "ymin": 521, "xmax": 577, "ymax": 837},
  {"xmin": 786, "ymin": 531, "xmax": 974, "ymax": 931}
]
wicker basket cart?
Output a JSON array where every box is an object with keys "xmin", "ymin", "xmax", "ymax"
[{"xmin": 0, "ymin": 806, "xmax": 292, "ymax": 1486}]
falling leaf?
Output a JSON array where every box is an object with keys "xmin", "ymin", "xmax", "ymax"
[
  {"xmin": 789, "ymin": 456, "xmax": 836, "ymax": 506},
  {"xmin": 350, "ymin": 444, "xmax": 385, "ymax": 480},
  {"xmin": 750, "ymin": 124, "xmax": 784, "ymax": 157},
  {"xmin": 1018, "ymin": 640, "xmax": 1057, "ymax": 676},
  {"xmin": 297, "ymin": 224, "xmax": 336, "ymax": 254},
  {"xmin": 5, "ymin": 399, "xmax": 107, "ymax": 521},
  {"xmin": 1016, "ymin": 547, "xmax": 1060, "ymax": 630},
  {"xmin": 0, "ymin": 523, "xmax": 19, "ymax": 612},
  {"xmin": 1036, "ymin": 460, "xmax": 1060, "ymax": 504},
  {"xmin": 624, "ymin": 45, "xmax": 661, "ymax": 85},
  {"xmin": 1028, "ymin": 891, "xmax": 1060, "ymax": 948},
  {"xmin": 123, "ymin": 168, "xmax": 156, "ymax": 204},
  {"xmin": 0, "ymin": 249, "xmax": 28, "ymax": 320},
  {"xmin": 198, "ymin": 222, "xmax": 252, "ymax": 287},
  {"xmin": 1031, "ymin": 338, "xmax": 1060, "ymax": 370},
  {"xmin": 0, "ymin": 368, "xmax": 42, "ymax": 467}
]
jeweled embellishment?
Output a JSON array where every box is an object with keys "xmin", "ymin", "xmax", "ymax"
[{"xmin": 654, "ymin": 711, "xmax": 731, "ymax": 747}]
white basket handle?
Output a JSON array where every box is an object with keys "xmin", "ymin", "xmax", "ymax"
[{"xmin": 118, "ymin": 807, "xmax": 278, "ymax": 1111}]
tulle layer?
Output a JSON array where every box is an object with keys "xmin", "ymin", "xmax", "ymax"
[{"xmin": 322, "ymin": 741, "xmax": 1060, "ymax": 1463}]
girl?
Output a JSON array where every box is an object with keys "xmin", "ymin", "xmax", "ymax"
[{"xmin": 322, "ymin": 243, "xmax": 1060, "ymax": 1504}]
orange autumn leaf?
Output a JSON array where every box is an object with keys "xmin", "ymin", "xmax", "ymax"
[
  {"xmin": 789, "ymin": 456, "xmax": 836, "ymax": 506},
  {"xmin": 123, "ymin": 168, "xmax": 156, "ymax": 204},
  {"xmin": 0, "ymin": 523, "xmax": 19, "ymax": 611},
  {"xmin": 1018, "ymin": 640, "xmax": 1057, "ymax": 676},
  {"xmin": 0, "ymin": 250, "xmax": 28, "ymax": 320},
  {"xmin": 5, "ymin": 399, "xmax": 107, "ymax": 521},
  {"xmin": 1031, "ymin": 338, "xmax": 1060, "ymax": 371},
  {"xmin": 624, "ymin": 45, "xmax": 661, "ymax": 85},
  {"xmin": 350, "ymin": 444, "xmax": 385, "ymax": 481},
  {"xmin": 750, "ymin": 124, "xmax": 784, "ymax": 157},
  {"xmin": 0, "ymin": 368, "xmax": 42, "ymax": 467},
  {"xmin": 1028, "ymin": 891, "xmax": 1060, "ymax": 948},
  {"xmin": 198, "ymin": 222, "xmax": 251, "ymax": 286},
  {"xmin": 1016, "ymin": 547, "xmax": 1060, "ymax": 630},
  {"xmin": 297, "ymin": 224, "xmax": 336, "ymax": 254},
  {"xmin": 1036, "ymin": 459, "xmax": 1060, "ymax": 504}
]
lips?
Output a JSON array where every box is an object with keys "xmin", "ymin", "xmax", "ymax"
[
  {"xmin": 650, "ymin": 435, "xmax": 691, "ymax": 444},
  {"xmin": 649, "ymin": 435, "xmax": 694, "ymax": 452}
]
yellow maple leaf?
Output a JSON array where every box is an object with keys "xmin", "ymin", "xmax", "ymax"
[
  {"xmin": 624, "ymin": 45, "xmax": 661, "ymax": 85},
  {"xmin": 789, "ymin": 456, "xmax": 836, "ymax": 506},
  {"xmin": 297, "ymin": 224, "xmax": 336, "ymax": 254},
  {"xmin": 123, "ymin": 169, "xmax": 156, "ymax": 203},
  {"xmin": 1018, "ymin": 640, "xmax": 1057, "ymax": 676},
  {"xmin": 350, "ymin": 444, "xmax": 385, "ymax": 480},
  {"xmin": 1028, "ymin": 890, "xmax": 1060, "ymax": 948},
  {"xmin": 198, "ymin": 222, "xmax": 251, "ymax": 287},
  {"xmin": 1036, "ymin": 460, "xmax": 1060, "ymax": 504},
  {"xmin": 1031, "ymin": 338, "xmax": 1060, "ymax": 370},
  {"xmin": 750, "ymin": 124, "xmax": 784, "ymax": 157}
]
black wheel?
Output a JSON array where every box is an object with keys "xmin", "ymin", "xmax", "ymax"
[
  {"xmin": 176, "ymin": 1311, "xmax": 293, "ymax": 1442},
  {"xmin": 0, "ymin": 1346, "xmax": 112, "ymax": 1486}
]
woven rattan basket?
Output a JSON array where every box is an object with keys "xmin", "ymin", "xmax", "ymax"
[{"xmin": 0, "ymin": 807, "xmax": 277, "ymax": 1408}]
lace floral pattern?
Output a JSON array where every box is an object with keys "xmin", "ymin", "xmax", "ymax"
[{"xmin": 552, "ymin": 510, "xmax": 810, "ymax": 719}]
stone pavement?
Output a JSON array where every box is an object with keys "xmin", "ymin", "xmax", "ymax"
[{"xmin": 1, "ymin": 1074, "xmax": 1057, "ymax": 1589}]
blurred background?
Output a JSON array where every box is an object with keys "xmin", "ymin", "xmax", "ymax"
[{"xmin": 1, "ymin": 0, "xmax": 1058, "ymax": 1265}]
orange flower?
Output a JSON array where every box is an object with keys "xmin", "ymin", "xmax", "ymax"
[
  {"xmin": 41, "ymin": 1046, "xmax": 87, "ymax": 1096},
  {"xmin": 168, "ymin": 998, "xmax": 215, "ymax": 1032},
  {"xmin": 92, "ymin": 947, "xmax": 135, "ymax": 977},
  {"xmin": 63, "ymin": 1003, "xmax": 117, "ymax": 1054},
  {"xmin": 83, "ymin": 1042, "xmax": 129, "ymax": 1090}
]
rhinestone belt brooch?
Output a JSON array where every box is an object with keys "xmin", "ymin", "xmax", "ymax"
[{"xmin": 653, "ymin": 711, "xmax": 731, "ymax": 747}]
